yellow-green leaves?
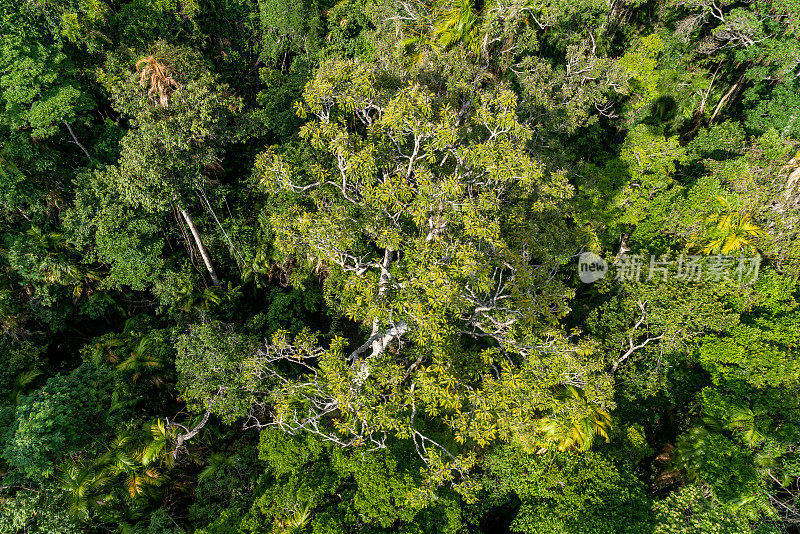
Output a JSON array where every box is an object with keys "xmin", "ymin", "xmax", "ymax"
[
  {"xmin": 692, "ymin": 196, "xmax": 763, "ymax": 254},
  {"xmin": 253, "ymin": 56, "xmax": 611, "ymax": 491},
  {"xmin": 473, "ymin": 89, "xmax": 530, "ymax": 142},
  {"xmin": 296, "ymin": 59, "xmax": 375, "ymax": 119},
  {"xmin": 616, "ymin": 124, "xmax": 686, "ymax": 225},
  {"xmin": 619, "ymin": 34, "xmax": 665, "ymax": 112}
]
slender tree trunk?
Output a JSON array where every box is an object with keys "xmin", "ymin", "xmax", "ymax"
[
  {"xmin": 63, "ymin": 122, "xmax": 92, "ymax": 160},
  {"xmin": 709, "ymin": 73, "xmax": 746, "ymax": 124},
  {"xmin": 177, "ymin": 205, "xmax": 221, "ymax": 286}
]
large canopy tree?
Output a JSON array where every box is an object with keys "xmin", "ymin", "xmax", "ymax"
[{"xmin": 234, "ymin": 56, "xmax": 614, "ymax": 490}]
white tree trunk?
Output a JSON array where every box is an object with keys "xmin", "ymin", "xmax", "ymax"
[{"xmin": 178, "ymin": 205, "xmax": 221, "ymax": 286}]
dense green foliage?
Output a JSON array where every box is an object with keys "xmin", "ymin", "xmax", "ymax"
[{"xmin": 1, "ymin": 0, "xmax": 799, "ymax": 532}]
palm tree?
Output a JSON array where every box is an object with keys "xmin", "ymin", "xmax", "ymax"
[
  {"xmin": 85, "ymin": 333, "xmax": 128, "ymax": 366},
  {"xmin": 692, "ymin": 196, "xmax": 763, "ymax": 254},
  {"xmin": 136, "ymin": 53, "xmax": 180, "ymax": 108},
  {"xmin": 123, "ymin": 465, "xmax": 164, "ymax": 500},
  {"xmin": 174, "ymin": 280, "xmax": 241, "ymax": 315},
  {"xmin": 401, "ymin": 0, "xmax": 487, "ymax": 69},
  {"xmin": 514, "ymin": 385, "xmax": 613, "ymax": 453},
  {"xmin": 116, "ymin": 332, "xmax": 168, "ymax": 387},
  {"xmin": 433, "ymin": 0, "xmax": 483, "ymax": 55},
  {"xmin": 674, "ymin": 408, "xmax": 765, "ymax": 481},
  {"xmin": 98, "ymin": 435, "xmax": 165, "ymax": 500},
  {"xmin": 273, "ymin": 502, "xmax": 312, "ymax": 533},
  {"xmin": 721, "ymin": 408, "xmax": 765, "ymax": 449},
  {"xmin": 24, "ymin": 227, "xmax": 86, "ymax": 286},
  {"xmin": 141, "ymin": 418, "xmax": 178, "ymax": 469},
  {"xmin": 539, "ymin": 386, "xmax": 613, "ymax": 452},
  {"xmin": 58, "ymin": 463, "xmax": 111, "ymax": 521}
]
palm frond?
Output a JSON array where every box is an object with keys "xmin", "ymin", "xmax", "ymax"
[{"xmin": 136, "ymin": 55, "xmax": 180, "ymax": 108}]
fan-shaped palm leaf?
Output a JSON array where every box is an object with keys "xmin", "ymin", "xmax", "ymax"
[
  {"xmin": 520, "ymin": 385, "xmax": 613, "ymax": 452},
  {"xmin": 723, "ymin": 408, "xmax": 765, "ymax": 448},
  {"xmin": 58, "ymin": 463, "xmax": 110, "ymax": 520}
]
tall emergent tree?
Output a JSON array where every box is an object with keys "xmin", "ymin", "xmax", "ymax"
[{"xmin": 241, "ymin": 55, "xmax": 612, "ymax": 490}]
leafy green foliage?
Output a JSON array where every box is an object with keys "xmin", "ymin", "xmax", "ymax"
[
  {"xmin": 3, "ymin": 364, "xmax": 111, "ymax": 481},
  {"xmin": 198, "ymin": 429, "xmax": 465, "ymax": 533},
  {"xmin": 652, "ymin": 485, "xmax": 753, "ymax": 534},
  {"xmin": 0, "ymin": 32, "xmax": 91, "ymax": 137},
  {"xmin": 100, "ymin": 43, "xmax": 244, "ymax": 213},
  {"xmin": 482, "ymin": 446, "xmax": 653, "ymax": 533},
  {"xmin": 175, "ymin": 322, "xmax": 260, "ymax": 423}
]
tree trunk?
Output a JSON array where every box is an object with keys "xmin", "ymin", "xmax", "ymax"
[
  {"xmin": 177, "ymin": 205, "xmax": 221, "ymax": 286},
  {"xmin": 709, "ymin": 73, "xmax": 746, "ymax": 124},
  {"xmin": 169, "ymin": 410, "xmax": 211, "ymax": 459},
  {"xmin": 63, "ymin": 122, "xmax": 92, "ymax": 160}
]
